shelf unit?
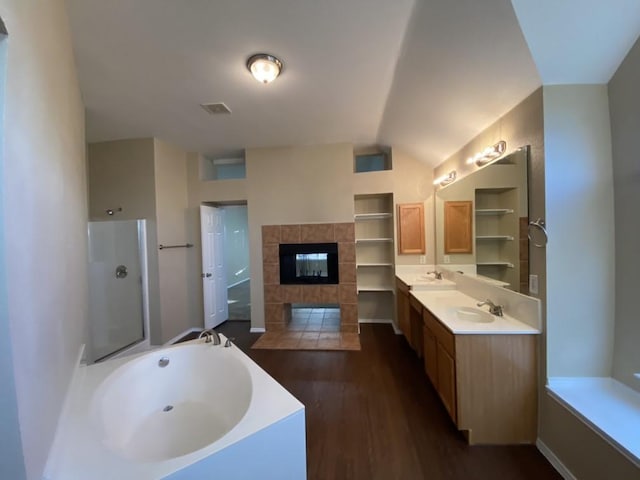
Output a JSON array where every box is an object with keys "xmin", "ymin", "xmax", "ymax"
[
  {"xmin": 475, "ymin": 208, "xmax": 514, "ymax": 216},
  {"xmin": 475, "ymin": 188, "xmax": 519, "ymax": 287},
  {"xmin": 476, "ymin": 235, "xmax": 514, "ymax": 241},
  {"xmin": 354, "ymin": 213, "xmax": 393, "ymax": 220},
  {"xmin": 354, "ymin": 193, "xmax": 395, "ymax": 322}
]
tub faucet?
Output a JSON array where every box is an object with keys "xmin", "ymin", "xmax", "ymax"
[
  {"xmin": 477, "ymin": 299, "xmax": 504, "ymax": 317},
  {"xmin": 427, "ymin": 270, "xmax": 443, "ymax": 280},
  {"xmin": 198, "ymin": 328, "xmax": 221, "ymax": 345}
]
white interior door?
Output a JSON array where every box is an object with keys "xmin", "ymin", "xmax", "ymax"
[{"xmin": 200, "ymin": 205, "xmax": 228, "ymax": 328}]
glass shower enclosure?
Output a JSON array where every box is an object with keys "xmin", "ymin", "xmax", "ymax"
[{"xmin": 87, "ymin": 220, "xmax": 148, "ymax": 362}]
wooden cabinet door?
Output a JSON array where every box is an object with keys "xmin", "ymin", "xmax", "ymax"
[
  {"xmin": 397, "ymin": 203, "xmax": 425, "ymax": 254},
  {"xmin": 409, "ymin": 301, "xmax": 424, "ymax": 358},
  {"xmin": 444, "ymin": 201, "xmax": 472, "ymax": 254},
  {"xmin": 437, "ymin": 342, "xmax": 457, "ymax": 423},
  {"xmin": 423, "ymin": 325, "xmax": 438, "ymax": 388},
  {"xmin": 397, "ymin": 289, "xmax": 410, "ymax": 338}
]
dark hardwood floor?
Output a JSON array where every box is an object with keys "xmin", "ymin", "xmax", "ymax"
[{"xmin": 216, "ymin": 321, "xmax": 562, "ymax": 480}]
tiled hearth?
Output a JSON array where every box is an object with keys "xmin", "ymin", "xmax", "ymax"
[{"xmin": 262, "ymin": 222, "xmax": 358, "ymax": 334}]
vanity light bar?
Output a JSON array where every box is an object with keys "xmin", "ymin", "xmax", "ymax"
[
  {"xmin": 466, "ymin": 140, "xmax": 507, "ymax": 166},
  {"xmin": 433, "ymin": 170, "xmax": 457, "ymax": 186}
]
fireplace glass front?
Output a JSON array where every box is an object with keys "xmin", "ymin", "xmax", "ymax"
[{"xmin": 280, "ymin": 243, "xmax": 339, "ymax": 284}]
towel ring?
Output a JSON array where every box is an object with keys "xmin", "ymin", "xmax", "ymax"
[{"xmin": 528, "ymin": 218, "xmax": 548, "ymax": 248}]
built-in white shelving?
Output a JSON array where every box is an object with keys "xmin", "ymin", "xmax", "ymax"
[
  {"xmin": 477, "ymin": 261, "xmax": 514, "ymax": 268},
  {"xmin": 476, "ymin": 235, "xmax": 514, "ymax": 241},
  {"xmin": 475, "ymin": 189, "xmax": 519, "ymax": 287},
  {"xmin": 354, "ymin": 212, "xmax": 393, "ymax": 220},
  {"xmin": 475, "ymin": 208, "xmax": 514, "ymax": 215},
  {"xmin": 355, "ymin": 238, "xmax": 393, "ymax": 243},
  {"xmin": 354, "ymin": 193, "xmax": 395, "ymax": 323}
]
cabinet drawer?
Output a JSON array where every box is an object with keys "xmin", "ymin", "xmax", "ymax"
[{"xmin": 423, "ymin": 309, "xmax": 455, "ymax": 357}]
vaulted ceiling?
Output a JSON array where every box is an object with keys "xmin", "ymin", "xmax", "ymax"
[{"xmin": 66, "ymin": 0, "xmax": 640, "ymax": 167}]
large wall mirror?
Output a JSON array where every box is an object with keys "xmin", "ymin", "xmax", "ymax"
[{"xmin": 435, "ymin": 146, "xmax": 529, "ymax": 294}]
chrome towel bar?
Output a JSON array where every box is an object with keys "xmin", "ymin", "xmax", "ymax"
[{"xmin": 158, "ymin": 243, "xmax": 193, "ymax": 250}]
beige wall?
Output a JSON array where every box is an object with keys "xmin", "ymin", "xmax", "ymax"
[
  {"xmin": 0, "ymin": 1, "xmax": 87, "ymax": 478},
  {"xmin": 187, "ymin": 143, "xmax": 433, "ymax": 328},
  {"xmin": 87, "ymin": 138, "xmax": 199, "ymax": 344},
  {"xmin": 245, "ymin": 144, "xmax": 354, "ymax": 327},
  {"xmin": 153, "ymin": 139, "xmax": 195, "ymax": 341},
  {"xmin": 87, "ymin": 138, "xmax": 163, "ymax": 344},
  {"xmin": 609, "ymin": 35, "xmax": 640, "ymax": 393},
  {"xmin": 543, "ymin": 85, "xmax": 615, "ymax": 378},
  {"xmin": 88, "ymin": 139, "xmax": 156, "ymax": 220},
  {"xmin": 353, "ymin": 148, "xmax": 435, "ymax": 265}
]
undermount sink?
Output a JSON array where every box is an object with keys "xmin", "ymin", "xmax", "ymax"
[{"xmin": 452, "ymin": 307, "xmax": 495, "ymax": 323}]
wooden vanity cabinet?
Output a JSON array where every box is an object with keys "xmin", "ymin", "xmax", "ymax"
[
  {"xmin": 422, "ymin": 307, "xmax": 537, "ymax": 444},
  {"xmin": 395, "ymin": 278, "xmax": 410, "ymax": 337},
  {"xmin": 408, "ymin": 294, "xmax": 424, "ymax": 358},
  {"xmin": 423, "ymin": 308, "xmax": 457, "ymax": 423}
]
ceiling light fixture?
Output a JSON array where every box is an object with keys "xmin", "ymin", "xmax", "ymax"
[
  {"xmin": 247, "ymin": 53, "xmax": 283, "ymax": 84},
  {"xmin": 433, "ymin": 170, "xmax": 457, "ymax": 187},
  {"xmin": 466, "ymin": 140, "xmax": 507, "ymax": 167}
]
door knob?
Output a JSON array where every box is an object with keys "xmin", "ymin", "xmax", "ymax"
[
  {"xmin": 201, "ymin": 273, "xmax": 212, "ymax": 278},
  {"xmin": 115, "ymin": 265, "xmax": 128, "ymax": 279}
]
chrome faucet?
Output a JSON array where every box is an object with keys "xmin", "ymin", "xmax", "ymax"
[
  {"xmin": 198, "ymin": 328, "xmax": 221, "ymax": 345},
  {"xmin": 427, "ymin": 270, "xmax": 443, "ymax": 280},
  {"xmin": 477, "ymin": 299, "xmax": 504, "ymax": 317}
]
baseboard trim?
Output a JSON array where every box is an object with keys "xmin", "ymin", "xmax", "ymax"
[
  {"xmin": 250, "ymin": 327, "xmax": 266, "ymax": 333},
  {"xmin": 164, "ymin": 327, "xmax": 202, "ymax": 345},
  {"xmin": 358, "ymin": 318, "xmax": 393, "ymax": 323},
  {"xmin": 536, "ymin": 438, "xmax": 577, "ymax": 480}
]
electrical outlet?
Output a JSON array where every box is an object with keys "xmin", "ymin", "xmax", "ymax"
[
  {"xmin": 419, "ymin": 255, "xmax": 426, "ymax": 264},
  {"xmin": 529, "ymin": 274, "xmax": 539, "ymax": 295},
  {"xmin": 444, "ymin": 255, "xmax": 451, "ymax": 264}
]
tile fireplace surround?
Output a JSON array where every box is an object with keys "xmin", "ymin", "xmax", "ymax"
[{"xmin": 262, "ymin": 223, "xmax": 358, "ymax": 333}]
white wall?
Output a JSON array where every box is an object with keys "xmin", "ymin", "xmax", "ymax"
[
  {"xmin": 0, "ymin": 21, "xmax": 26, "ymax": 480},
  {"xmin": 543, "ymin": 85, "xmax": 616, "ymax": 377},
  {"xmin": 609, "ymin": 35, "xmax": 640, "ymax": 393},
  {"xmin": 0, "ymin": 1, "xmax": 87, "ymax": 478}
]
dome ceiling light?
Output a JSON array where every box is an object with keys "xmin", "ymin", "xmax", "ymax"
[{"xmin": 247, "ymin": 53, "xmax": 283, "ymax": 84}]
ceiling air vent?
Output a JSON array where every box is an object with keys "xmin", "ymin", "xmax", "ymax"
[{"xmin": 200, "ymin": 102, "xmax": 232, "ymax": 115}]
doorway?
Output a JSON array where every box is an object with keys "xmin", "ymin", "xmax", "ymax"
[
  {"xmin": 222, "ymin": 204, "xmax": 251, "ymax": 320},
  {"xmin": 201, "ymin": 202, "xmax": 250, "ymax": 324}
]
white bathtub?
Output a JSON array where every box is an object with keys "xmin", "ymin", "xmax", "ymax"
[{"xmin": 46, "ymin": 336, "xmax": 306, "ymax": 479}]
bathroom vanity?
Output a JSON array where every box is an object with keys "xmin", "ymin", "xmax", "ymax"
[{"xmin": 395, "ymin": 271, "xmax": 540, "ymax": 445}]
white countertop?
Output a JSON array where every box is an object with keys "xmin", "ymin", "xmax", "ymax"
[{"xmin": 410, "ymin": 289, "xmax": 540, "ymax": 335}]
